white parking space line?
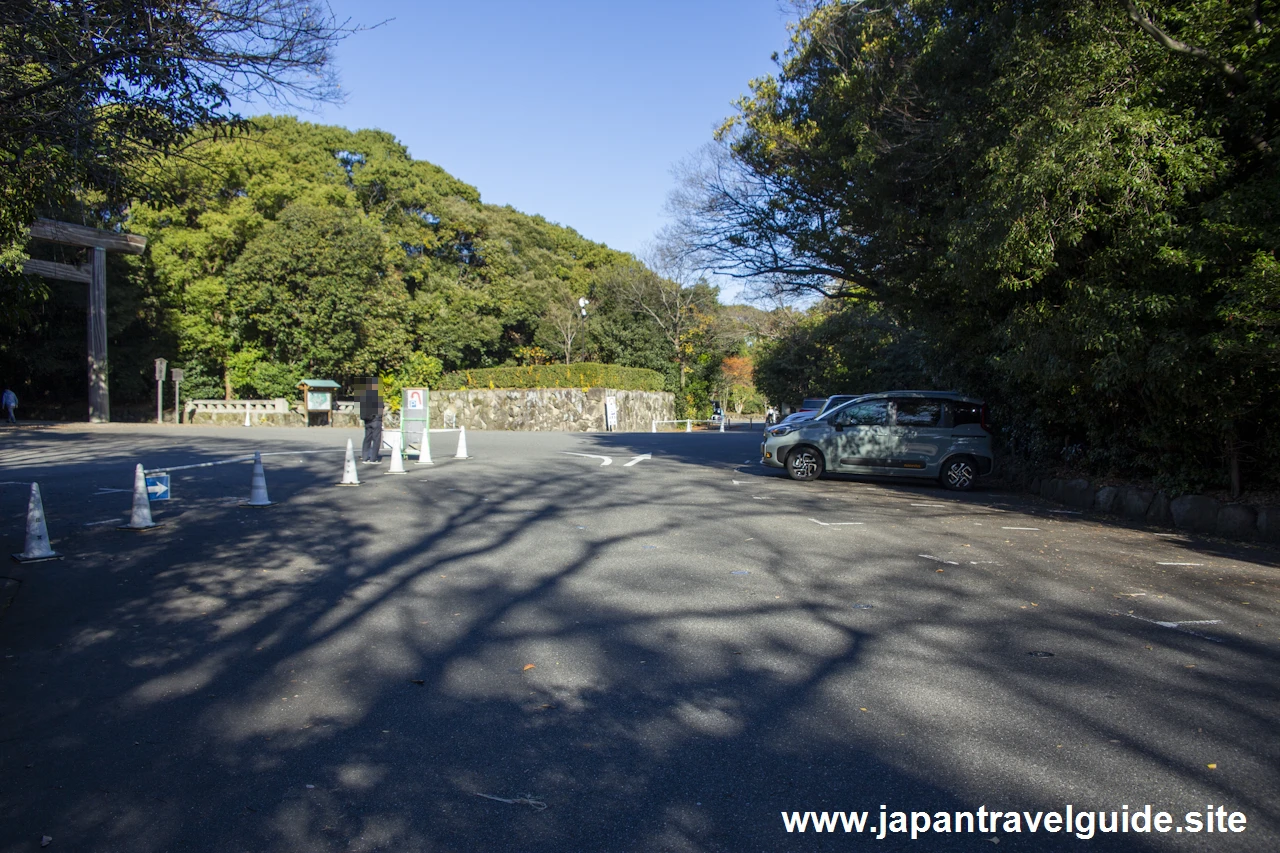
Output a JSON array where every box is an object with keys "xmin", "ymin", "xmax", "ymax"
[
  {"xmin": 911, "ymin": 503, "xmax": 946, "ymax": 507},
  {"xmin": 1119, "ymin": 612, "xmax": 1225, "ymax": 643},
  {"xmin": 919, "ymin": 554, "xmax": 960, "ymax": 565},
  {"xmin": 1002, "ymin": 527, "xmax": 1041, "ymax": 531},
  {"xmin": 623, "ymin": 454, "xmax": 651, "ymax": 467},
  {"xmin": 809, "ymin": 518, "xmax": 865, "ymax": 527},
  {"xmin": 1157, "ymin": 562, "xmax": 1203, "ymax": 566}
]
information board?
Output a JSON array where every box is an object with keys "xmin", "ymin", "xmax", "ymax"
[{"xmin": 400, "ymin": 387, "xmax": 431, "ymax": 459}]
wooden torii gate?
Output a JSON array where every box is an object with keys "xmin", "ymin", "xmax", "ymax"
[{"xmin": 22, "ymin": 219, "xmax": 147, "ymax": 423}]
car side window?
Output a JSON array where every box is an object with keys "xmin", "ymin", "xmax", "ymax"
[
  {"xmin": 836, "ymin": 400, "xmax": 890, "ymax": 426},
  {"xmin": 894, "ymin": 399, "xmax": 942, "ymax": 427}
]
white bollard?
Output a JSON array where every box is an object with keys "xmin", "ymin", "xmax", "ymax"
[
  {"xmin": 454, "ymin": 426, "xmax": 471, "ymax": 460},
  {"xmin": 719, "ymin": 419, "xmax": 725, "ymax": 433},
  {"xmin": 119, "ymin": 463, "xmax": 159, "ymax": 530},
  {"xmin": 685, "ymin": 420, "xmax": 692, "ymax": 433},
  {"xmin": 244, "ymin": 407, "xmax": 251, "ymax": 427},
  {"xmin": 240, "ymin": 451, "xmax": 273, "ymax": 506},
  {"xmin": 12, "ymin": 483, "xmax": 63, "ymax": 561},
  {"xmin": 338, "ymin": 439, "xmax": 361, "ymax": 486},
  {"xmin": 651, "ymin": 420, "xmax": 656, "ymax": 433}
]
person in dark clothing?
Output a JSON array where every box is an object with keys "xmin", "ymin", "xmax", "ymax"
[{"xmin": 358, "ymin": 377, "xmax": 384, "ymax": 463}]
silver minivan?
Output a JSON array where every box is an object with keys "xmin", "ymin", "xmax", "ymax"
[{"xmin": 760, "ymin": 391, "xmax": 993, "ymax": 490}]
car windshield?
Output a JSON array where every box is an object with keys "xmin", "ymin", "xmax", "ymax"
[{"xmin": 814, "ymin": 397, "xmax": 866, "ymax": 421}]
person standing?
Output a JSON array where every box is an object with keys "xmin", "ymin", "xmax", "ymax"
[
  {"xmin": 1, "ymin": 386, "xmax": 16, "ymax": 424},
  {"xmin": 359, "ymin": 377, "xmax": 384, "ymax": 463}
]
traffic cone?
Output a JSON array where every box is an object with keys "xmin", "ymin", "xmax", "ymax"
[
  {"xmin": 118, "ymin": 463, "xmax": 160, "ymax": 531},
  {"xmin": 338, "ymin": 439, "xmax": 360, "ymax": 486},
  {"xmin": 12, "ymin": 482, "xmax": 63, "ymax": 562},
  {"xmin": 240, "ymin": 451, "xmax": 273, "ymax": 507},
  {"xmin": 454, "ymin": 426, "xmax": 470, "ymax": 460},
  {"xmin": 416, "ymin": 429, "xmax": 433, "ymax": 466},
  {"xmin": 386, "ymin": 438, "xmax": 406, "ymax": 474}
]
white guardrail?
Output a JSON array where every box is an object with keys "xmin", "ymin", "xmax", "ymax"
[{"xmin": 650, "ymin": 418, "xmax": 761, "ymax": 433}]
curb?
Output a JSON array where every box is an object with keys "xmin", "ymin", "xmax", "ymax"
[{"xmin": 1028, "ymin": 475, "xmax": 1280, "ymax": 543}]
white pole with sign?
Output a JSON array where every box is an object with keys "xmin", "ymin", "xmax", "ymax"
[
  {"xmin": 170, "ymin": 368, "xmax": 184, "ymax": 424},
  {"xmin": 154, "ymin": 358, "xmax": 167, "ymax": 425}
]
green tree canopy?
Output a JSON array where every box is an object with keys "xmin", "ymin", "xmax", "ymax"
[{"xmin": 676, "ymin": 0, "xmax": 1280, "ymax": 492}]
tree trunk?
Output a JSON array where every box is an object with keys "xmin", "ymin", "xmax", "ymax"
[
  {"xmin": 1225, "ymin": 427, "xmax": 1241, "ymax": 499},
  {"xmin": 224, "ymin": 368, "xmax": 233, "ymax": 400}
]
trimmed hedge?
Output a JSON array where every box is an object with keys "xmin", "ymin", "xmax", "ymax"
[{"xmin": 437, "ymin": 363, "xmax": 666, "ymax": 392}]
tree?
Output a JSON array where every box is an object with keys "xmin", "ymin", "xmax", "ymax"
[
  {"xmin": 673, "ymin": 0, "xmax": 1280, "ymax": 491},
  {"xmin": 609, "ymin": 249, "xmax": 719, "ymax": 390},
  {"xmin": 1, "ymin": 0, "xmax": 352, "ymax": 302},
  {"xmin": 225, "ymin": 202, "xmax": 410, "ymax": 381},
  {"xmin": 536, "ymin": 287, "xmax": 589, "ymax": 364}
]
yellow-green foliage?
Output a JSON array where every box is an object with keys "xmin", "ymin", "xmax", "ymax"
[{"xmin": 437, "ymin": 363, "xmax": 664, "ymax": 391}]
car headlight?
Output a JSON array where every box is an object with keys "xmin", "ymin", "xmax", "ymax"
[{"xmin": 767, "ymin": 425, "xmax": 795, "ymax": 437}]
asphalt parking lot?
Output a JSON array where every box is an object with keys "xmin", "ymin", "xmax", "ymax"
[{"xmin": 1, "ymin": 424, "xmax": 1278, "ymax": 852}]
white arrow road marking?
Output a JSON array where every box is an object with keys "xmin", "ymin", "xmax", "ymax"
[
  {"xmin": 561, "ymin": 452, "xmax": 612, "ymax": 466},
  {"xmin": 810, "ymin": 518, "xmax": 829, "ymax": 526},
  {"xmin": 810, "ymin": 518, "xmax": 865, "ymax": 526},
  {"xmin": 919, "ymin": 554, "xmax": 960, "ymax": 565},
  {"xmin": 623, "ymin": 454, "xmax": 652, "ymax": 467},
  {"xmin": 732, "ymin": 479, "xmax": 742, "ymax": 485}
]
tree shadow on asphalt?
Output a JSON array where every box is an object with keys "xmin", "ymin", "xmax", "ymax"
[{"xmin": 0, "ymin": 435, "xmax": 1277, "ymax": 852}]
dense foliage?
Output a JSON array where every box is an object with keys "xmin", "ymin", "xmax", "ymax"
[
  {"xmin": 0, "ymin": 0, "xmax": 346, "ymax": 312},
  {"xmin": 3, "ymin": 116, "xmax": 755, "ymax": 419},
  {"xmin": 678, "ymin": 0, "xmax": 1279, "ymax": 493}
]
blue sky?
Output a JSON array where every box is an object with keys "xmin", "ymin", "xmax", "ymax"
[{"xmin": 250, "ymin": 1, "xmax": 796, "ymax": 300}]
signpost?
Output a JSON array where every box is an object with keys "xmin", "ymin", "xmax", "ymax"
[
  {"xmin": 154, "ymin": 358, "xmax": 167, "ymax": 425},
  {"xmin": 401, "ymin": 387, "xmax": 431, "ymax": 464},
  {"xmin": 170, "ymin": 367, "xmax": 184, "ymax": 425},
  {"xmin": 605, "ymin": 395, "xmax": 618, "ymax": 431}
]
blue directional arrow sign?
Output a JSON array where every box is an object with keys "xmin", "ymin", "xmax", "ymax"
[{"xmin": 145, "ymin": 474, "xmax": 170, "ymax": 501}]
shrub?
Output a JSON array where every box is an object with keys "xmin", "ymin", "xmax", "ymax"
[{"xmin": 437, "ymin": 363, "xmax": 665, "ymax": 392}]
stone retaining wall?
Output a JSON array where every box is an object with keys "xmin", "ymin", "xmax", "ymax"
[
  {"xmin": 1030, "ymin": 475, "xmax": 1280, "ymax": 542},
  {"xmin": 184, "ymin": 388, "xmax": 674, "ymax": 432},
  {"xmin": 429, "ymin": 388, "xmax": 673, "ymax": 432}
]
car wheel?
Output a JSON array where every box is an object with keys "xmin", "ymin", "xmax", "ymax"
[
  {"xmin": 786, "ymin": 446, "xmax": 825, "ymax": 482},
  {"xmin": 941, "ymin": 456, "xmax": 976, "ymax": 491}
]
